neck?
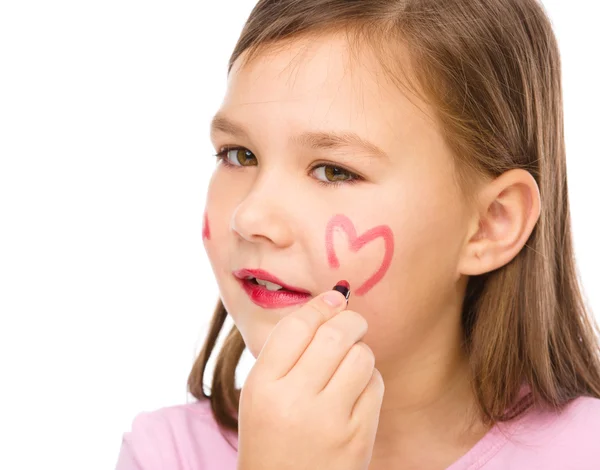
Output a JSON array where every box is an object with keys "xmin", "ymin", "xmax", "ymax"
[{"xmin": 370, "ymin": 332, "xmax": 490, "ymax": 469}]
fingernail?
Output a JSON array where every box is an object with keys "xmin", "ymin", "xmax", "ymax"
[
  {"xmin": 324, "ymin": 290, "xmax": 344, "ymax": 307},
  {"xmin": 332, "ymin": 280, "xmax": 350, "ymax": 302}
]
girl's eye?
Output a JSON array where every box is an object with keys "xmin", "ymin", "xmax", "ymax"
[
  {"xmin": 214, "ymin": 146, "xmax": 361, "ymax": 186},
  {"xmin": 311, "ymin": 164, "xmax": 357, "ymax": 184},
  {"xmin": 215, "ymin": 147, "xmax": 258, "ymax": 167}
]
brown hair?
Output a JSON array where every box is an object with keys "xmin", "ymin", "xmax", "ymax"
[{"xmin": 188, "ymin": 0, "xmax": 600, "ymax": 446}]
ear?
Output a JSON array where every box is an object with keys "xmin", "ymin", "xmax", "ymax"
[{"xmin": 457, "ymin": 169, "xmax": 541, "ymax": 276}]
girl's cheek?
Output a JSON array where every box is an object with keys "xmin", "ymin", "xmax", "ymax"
[
  {"xmin": 201, "ymin": 206, "xmax": 228, "ymax": 283},
  {"xmin": 202, "ymin": 170, "xmax": 231, "ymax": 248},
  {"xmin": 202, "ymin": 209, "xmax": 217, "ymax": 267},
  {"xmin": 202, "ymin": 210, "xmax": 211, "ymax": 242},
  {"xmin": 321, "ymin": 213, "xmax": 395, "ymax": 297}
]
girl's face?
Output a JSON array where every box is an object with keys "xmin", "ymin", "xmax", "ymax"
[{"xmin": 204, "ymin": 34, "xmax": 474, "ymax": 371}]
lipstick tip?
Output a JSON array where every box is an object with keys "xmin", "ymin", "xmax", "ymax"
[{"xmin": 332, "ymin": 280, "xmax": 351, "ymax": 302}]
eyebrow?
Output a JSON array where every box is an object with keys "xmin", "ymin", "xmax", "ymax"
[{"xmin": 210, "ymin": 113, "xmax": 389, "ymax": 160}]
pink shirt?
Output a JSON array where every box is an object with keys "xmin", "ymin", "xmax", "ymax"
[{"xmin": 115, "ymin": 395, "xmax": 600, "ymax": 469}]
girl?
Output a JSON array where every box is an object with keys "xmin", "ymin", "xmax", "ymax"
[{"xmin": 116, "ymin": 0, "xmax": 600, "ymax": 469}]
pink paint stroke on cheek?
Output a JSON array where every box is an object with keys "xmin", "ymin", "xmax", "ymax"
[
  {"xmin": 325, "ymin": 214, "xmax": 394, "ymax": 296},
  {"xmin": 202, "ymin": 211, "xmax": 211, "ymax": 241}
]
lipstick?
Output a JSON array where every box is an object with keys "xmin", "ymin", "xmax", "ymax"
[{"xmin": 333, "ymin": 280, "xmax": 351, "ymax": 302}]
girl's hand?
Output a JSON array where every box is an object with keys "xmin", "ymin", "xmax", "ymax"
[{"xmin": 236, "ymin": 285, "xmax": 385, "ymax": 470}]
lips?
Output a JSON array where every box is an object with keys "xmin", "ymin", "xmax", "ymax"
[{"xmin": 233, "ymin": 268, "xmax": 312, "ymax": 309}]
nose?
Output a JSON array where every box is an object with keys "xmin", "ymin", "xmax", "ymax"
[{"xmin": 230, "ymin": 175, "xmax": 295, "ymax": 247}]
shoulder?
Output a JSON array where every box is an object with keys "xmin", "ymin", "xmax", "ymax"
[
  {"xmin": 565, "ymin": 394, "xmax": 600, "ymax": 418},
  {"xmin": 499, "ymin": 395, "xmax": 600, "ymax": 469},
  {"xmin": 115, "ymin": 398, "xmax": 238, "ymax": 470},
  {"xmin": 546, "ymin": 395, "xmax": 600, "ymax": 438}
]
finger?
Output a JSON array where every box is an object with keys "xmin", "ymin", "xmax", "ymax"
[
  {"xmin": 350, "ymin": 368, "xmax": 385, "ymax": 434},
  {"xmin": 285, "ymin": 309, "xmax": 368, "ymax": 394},
  {"xmin": 253, "ymin": 284, "xmax": 349, "ymax": 381},
  {"xmin": 321, "ymin": 341, "xmax": 376, "ymax": 413}
]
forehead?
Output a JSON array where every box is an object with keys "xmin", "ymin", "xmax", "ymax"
[
  {"xmin": 219, "ymin": 33, "xmax": 442, "ymax": 160},
  {"xmin": 227, "ymin": 35, "xmax": 377, "ymax": 105}
]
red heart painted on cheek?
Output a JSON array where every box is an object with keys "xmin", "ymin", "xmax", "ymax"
[
  {"xmin": 326, "ymin": 214, "xmax": 394, "ymax": 296},
  {"xmin": 202, "ymin": 211, "xmax": 211, "ymax": 241}
]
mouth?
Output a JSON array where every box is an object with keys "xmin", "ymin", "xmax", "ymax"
[{"xmin": 232, "ymin": 268, "xmax": 312, "ymax": 309}]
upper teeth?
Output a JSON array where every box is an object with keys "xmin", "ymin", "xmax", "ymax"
[{"xmin": 253, "ymin": 277, "xmax": 284, "ymax": 291}]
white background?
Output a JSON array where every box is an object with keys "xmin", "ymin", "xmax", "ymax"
[{"xmin": 0, "ymin": 1, "xmax": 598, "ymax": 469}]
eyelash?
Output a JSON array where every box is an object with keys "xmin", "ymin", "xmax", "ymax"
[{"xmin": 213, "ymin": 146, "xmax": 363, "ymax": 188}]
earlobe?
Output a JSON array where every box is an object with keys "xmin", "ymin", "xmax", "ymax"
[{"xmin": 458, "ymin": 169, "xmax": 541, "ymax": 276}]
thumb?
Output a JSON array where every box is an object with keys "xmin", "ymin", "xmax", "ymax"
[
  {"xmin": 253, "ymin": 281, "xmax": 351, "ymax": 380},
  {"xmin": 327, "ymin": 280, "xmax": 351, "ymax": 306}
]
